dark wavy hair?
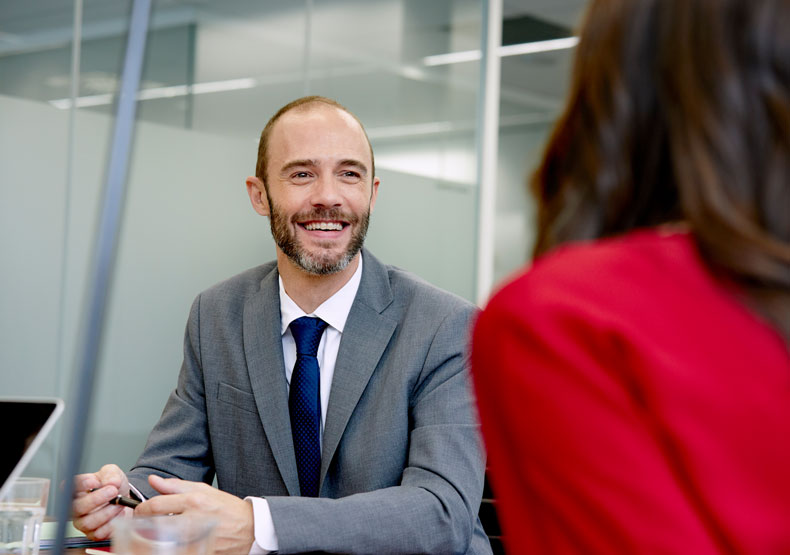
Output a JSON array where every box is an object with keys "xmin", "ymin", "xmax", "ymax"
[{"xmin": 532, "ymin": 0, "xmax": 790, "ymax": 341}]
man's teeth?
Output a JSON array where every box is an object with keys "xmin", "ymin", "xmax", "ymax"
[{"xmin": 304, "ymin": 222, "xmax": 343, "ymax": 231}]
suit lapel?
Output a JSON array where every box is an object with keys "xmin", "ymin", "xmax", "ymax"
[
  {"xmin": 320, "ymin": 251, "xmax": 397, "ymax": 487},
  {"xmin": 243, "ymin": 268, "xmax": 301, "ymax": 496}
]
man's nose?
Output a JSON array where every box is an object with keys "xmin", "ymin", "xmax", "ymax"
[{"xmin": 310, "ymin": 174, "xmax": 343, "ymax": 207}]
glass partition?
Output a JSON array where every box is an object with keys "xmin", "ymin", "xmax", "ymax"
[
  {"xmin": 0, "ymin": 0, "xmax": 587, "ymax": 510},
  {"xmin": 493, "ymin": 1, "xmax": 584, "ymax": 284},
  {"xmin": 0, "ymin": 0, "xmax": 485, "ymax": 490}
]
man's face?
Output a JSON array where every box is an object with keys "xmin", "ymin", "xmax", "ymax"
[{"xmin": 260, "ymin": 105, "xmax": 379, "ymax": 275}]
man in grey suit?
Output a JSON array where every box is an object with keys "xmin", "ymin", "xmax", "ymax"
[{"xmin": 72, "ymin": 96, "xmax": 491, "ymax": 554}]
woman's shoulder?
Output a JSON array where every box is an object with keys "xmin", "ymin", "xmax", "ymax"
[{"xmin": 485, "ymin": 228, "xmax": 696, "ymax": 319}]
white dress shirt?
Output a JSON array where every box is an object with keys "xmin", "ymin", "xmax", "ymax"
[{"xmin": 247, "ymin": 255, "xmax": 363, "ymax": 554}]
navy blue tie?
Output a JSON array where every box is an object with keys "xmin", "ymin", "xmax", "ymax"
[{"xmin": 289, "ymin": 316, "xmax": 328, "ymax": 497}]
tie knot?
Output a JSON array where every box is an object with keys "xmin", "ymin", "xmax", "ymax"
[{"xmin": 290, "ymin": 316, "xmax": 328, "ymax": 356}]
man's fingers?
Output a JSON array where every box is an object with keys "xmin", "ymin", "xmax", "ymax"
[
  {"xmin": 71, "ymin": 485, "xmax": 118, "ymax": 518},
  {"xmin": 73, "ymin": 473, "xmax": 101, "ymax": 494},
  {"xmin": 86, "ymin": 519, "xmax": 117, "ymax": 542},
  {"xmin": 92, "ymin": 510, "xmax": 131, "ymax": 542},
  {"xmin": 135, "ymin": 493, "xmax": 190, "ymax": 517},
  {"xmin": 96, "ymin": 464, "xmax": 126, "ymax": 489},
  {"xmin": 147, "ymin": 474, "xmax": 203, "ymax": 495},
  {"xmin": 70, "ymin": 465, "xmax": 131, "ymax": 539},
  {"xmin": 73, "ymin": 502, "xmax": 124, "ymax": 537},
  {"xmin": 135, "ymin": 476, "xmax": 211, "ymax": 517}
]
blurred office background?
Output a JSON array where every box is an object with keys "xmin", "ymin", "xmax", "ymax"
[{"xmin": 0, "ymin": 0, "xmax": 583, "ymax": 504}]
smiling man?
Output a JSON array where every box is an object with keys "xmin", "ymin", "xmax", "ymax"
[{"xmin": 71, "ymin": 96, "xmax": 492, "ymax": 554}]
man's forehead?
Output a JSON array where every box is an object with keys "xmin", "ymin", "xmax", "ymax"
[
  {"xmin": 269, "ymin": 104, "xmax": 372, "ymax": 164},
  {"xmin": 276, "ymin": 104, "xmax": 363, "ymax": 134}
]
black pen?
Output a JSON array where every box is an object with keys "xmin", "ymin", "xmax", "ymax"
[
  {"xmin": 108, "ymin": 494, "xmax": 141, "ymax": 509},
  {"xmin": 88, "ymin": 489, "xmax": 141, "ymax": 509}
]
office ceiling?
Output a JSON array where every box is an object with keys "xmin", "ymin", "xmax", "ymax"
[{"xmin": 0, "ymin": 0, "xmax": 587, "ymax": 141}]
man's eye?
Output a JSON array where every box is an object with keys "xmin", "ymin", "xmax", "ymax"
[
  {"xmin": 342, "ymin": 171, "xmax": 361, "ymax": 178},
  {"xmin": 292, "ymin": 172, "xmax": 310, "ymax": 179}
]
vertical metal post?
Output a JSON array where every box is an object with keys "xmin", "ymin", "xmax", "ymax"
[
  {"xmin": 474, "ymin": 0, "xmax": 502, "ymax": 305},
  {"xmin": 54, "ymin": 0, "xmax": 83, "ymax": 487},
  {"xmin": 303, "ymin": 0, "xmax": 313, "ymax": 96},
  {"xmin": 53, "ymin": 0, "xmax": 152, "ymax": 551},
  {"xmin": 185, "ymin": 22, "xmax": 196, "ymax": 129}
]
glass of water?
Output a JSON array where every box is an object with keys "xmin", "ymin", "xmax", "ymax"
[
  {"xmin": 112, "ymin": 515, "xmax": 217, "ymax": 555},
  {"xmin": 0, "ymin": 477, "xmax": 49, "ymax": 555}
]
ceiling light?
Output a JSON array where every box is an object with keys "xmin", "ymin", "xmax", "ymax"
[
  {"xmin": 49, "ymin": 77, "xmax": 258, "ymax": 110},
  {"xmin": 423, "ymin": 50, "xmax": 482, "ymax": 66},
  {"xmin": 498, "ymin": 37, "xmax": 579, "ymax": 57},
  {"xmin": 422, "ymin": 37, "xmax": 579, "ymax": 67}
]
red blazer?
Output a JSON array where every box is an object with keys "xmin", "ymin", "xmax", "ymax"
[{"xmin": 472, "ymin": 229, "xmax": 790, "ymax": 553}]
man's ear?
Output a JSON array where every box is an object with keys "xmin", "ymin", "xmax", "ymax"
[
  {"xmin": 369, "ymin": 176, "xmax": 380, "ymax": 212},
  {"xmin": 245, "ymin": 176, "xmax": 270, "ymax": 216}
]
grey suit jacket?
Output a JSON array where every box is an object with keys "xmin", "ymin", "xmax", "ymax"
[{"xmin": 129, "ymin": 250, "xmax": 492, "ymax": 554}]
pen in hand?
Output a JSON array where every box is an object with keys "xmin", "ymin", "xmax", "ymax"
[
  {"xmin": 108, "ymin": 495, "xmax": 141, "ymax": 509},
  {"xmin": 88, "ymin": 489, "xmax": 141, "ymax": 509}
]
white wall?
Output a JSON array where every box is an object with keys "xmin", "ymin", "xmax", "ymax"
[{"xmin": 0, "ymin": 94, "xmax": 268, "ymax": 478}]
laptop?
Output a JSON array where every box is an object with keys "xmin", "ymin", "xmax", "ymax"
[{"xmin": 0, "ymin": 398, "xmax": 64, "ymax": 501}]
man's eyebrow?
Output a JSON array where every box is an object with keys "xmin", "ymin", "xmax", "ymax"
[
  {"xmin": 337, "ymin": 159, "xmax": 368, "ymax": 176},
  {"xmin": 280, "ymin": 159, "xmax": 319, "ymax": 174}
]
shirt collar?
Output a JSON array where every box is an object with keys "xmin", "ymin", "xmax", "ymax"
[{"xmin": 278, "ymin": 254, "xmax": 363, "ymax": 335}]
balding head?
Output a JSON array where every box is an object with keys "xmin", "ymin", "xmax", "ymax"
[{"xmin": 255, "ymin": 96, "xmax": 375, "ymax": 189}]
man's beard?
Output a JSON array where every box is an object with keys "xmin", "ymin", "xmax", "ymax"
[{"xmin": 268, "ymin": 200, "xmax": 370, "ymax": 275}]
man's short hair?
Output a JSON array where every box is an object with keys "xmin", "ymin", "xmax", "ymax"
[{"xmin": 255, "ymin": 96, "xmax": 375, "ymax": 188}]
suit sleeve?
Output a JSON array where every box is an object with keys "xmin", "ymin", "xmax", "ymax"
[
  {"xmin": 127, "ymin": 294, "xmax": 215, "ymax": 498},
  {"xmin": 265, "ymin": 304, "xmax": 488, "ymax": 554}
]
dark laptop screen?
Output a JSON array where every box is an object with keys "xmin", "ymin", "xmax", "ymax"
[{"xmin": 0, "ymin": 401, "xmax": 59, "ymax": 487}]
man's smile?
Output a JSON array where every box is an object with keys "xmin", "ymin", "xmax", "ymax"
[{"xmin": 300, "ymin": 221, "xmax": 348, "ymax": 232}]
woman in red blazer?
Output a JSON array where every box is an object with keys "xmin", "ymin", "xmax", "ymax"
[{"xmin": 472, "ymin": 0, "xmax": 790, "ymax": 552}]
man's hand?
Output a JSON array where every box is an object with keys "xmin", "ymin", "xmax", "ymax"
[
  {"xmin": 72, "ymin": 464, "xmax": 132, "ymax": 540},
  {"xmin": 135, "ymin": 474, "xmax": 255, "ymax": 554}
]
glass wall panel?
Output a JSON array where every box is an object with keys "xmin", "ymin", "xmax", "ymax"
[
  {"xmin": 493, "ymin": 1, "xmax": 585, "ymax": 285},
  {"xmin": 2, "ymin": 0, "xmax": 593, "ymax": 512},
  {"xmin": 42, "ymin": 0, "xmax": 483, "ymax": 478},
  {"xmin": 0, "ymin": 1, "xmax": 104, "ymax": 490}
]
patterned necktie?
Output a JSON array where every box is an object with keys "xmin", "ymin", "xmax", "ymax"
[{"xmin": 288, "ymin": 316, "xmax": 328, "ymax": 497}]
